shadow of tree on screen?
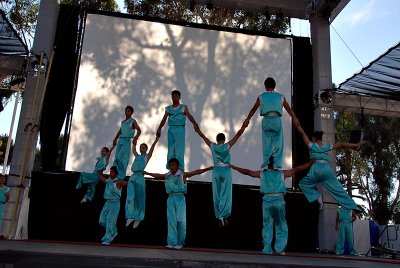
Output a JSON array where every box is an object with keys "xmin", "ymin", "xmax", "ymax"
[{"xmin": 68, "ymin": 15, "xmax": 291, "ymax": 184}]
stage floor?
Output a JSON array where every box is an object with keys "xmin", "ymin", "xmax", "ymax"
[{"xmin": 0, "ymin": 240, "xmax": 399, "ymax": 268}]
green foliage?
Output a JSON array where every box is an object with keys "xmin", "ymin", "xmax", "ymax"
[
  {"xmin": 60, "ymin": 0, "xmax": 119, "ymax": 12},
  {"xmin": 335, "ymin": 112, "xmax": 400, "ymax": 224},
  {"xmin": 0, "ymin": 134, "xmax": 13, "ymax": 166},
  {"xmin": 33, "ymin": 135, "xmax": 65, "ymax": 171},
  {"xmin": 124, "ymin": 0, "xmax": 290, "ymax": 33}
]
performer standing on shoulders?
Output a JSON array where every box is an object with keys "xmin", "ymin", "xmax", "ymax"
[
  {"xmin": 243, "ymin": 77, "xmax": 298, "ymax": 170},
  {"xmin": 113, "ymin": 106, "xmax": 141, "ymax": 179},
  {"xmin": 125, "ymin": 136, "xmax": 159, "ymax": 228},
  {"xmin": 231, "ymin": 157, "xmax": 315, "ymax": 255},
  {"xmin": 156, "ymin": 90, "xmax": 199, "ymax": 171}
]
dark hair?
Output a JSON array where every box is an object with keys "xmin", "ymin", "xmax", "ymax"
[
  {"xmin": 168, "ymin": 158, "xmax": 180, "ymax": 166},
  {"xmin": 171, "ymin": 90, "xmax": 181, "ymax": 97},
  {"xmin": 264, "ymin": 77, "xmax": 276, "ymax": 89},
  {"xmin": 125, "ymin": 105, "xmax": 134, "ymax": 113},
  {"xmin": 312, "ymin": 131, "xmax": 324, "ymax": 141},
  {"xmin": 110, "ymin": 166, "xmax": 119, "ymax": 176},
  {"xmin": 267, "ymin": 156, "xmax": 274, "ymax": 170},
  {"xmin": 102, "ymin": 147, "xmax": 110, "ymax": 152},
  {"xmin": 140, "ymin": 143, "xmax": 148, "ymax": 150},
  {"xmin": 216, "ymin": 133, "xmax": 226, "ymax": 142}
]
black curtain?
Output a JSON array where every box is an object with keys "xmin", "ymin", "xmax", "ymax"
[
  {"xmin": 292, "ymin": 36, "xmax": 314, "ymax": 189},
  {"xmin": 39, "ymin": 5, "xmax": 82, "ymax": 171}
]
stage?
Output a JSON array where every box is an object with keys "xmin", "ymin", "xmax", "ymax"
[{"xmin": 0, "ymin": 240, "xmax": 399, "ymax": 268}]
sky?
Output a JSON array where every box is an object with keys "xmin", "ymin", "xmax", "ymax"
[{"xmin": 1, "ymin": 0, "xmax": 399, "ymax": 142}]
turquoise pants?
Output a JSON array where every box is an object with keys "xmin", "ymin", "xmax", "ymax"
[
  {"xmin": 99, "ymin": 200, "xmax": 120, "ymax": 243},
  {"xmin": 261, "ymin": 116, "xmax": 283, "ymax": 169},
  {"xmin": 114, "ymin": 138, "xmax": 132, "ymax": 179},
  {"xmin": 262, "ymin": 196, "xmax": 288, "ymax": 254},
  {"xmin": 212, "ymin": 166, "xmax": 232, "ymax": 219},
  {"xmin": 336, "ymin": 221, "xmax": 357, "ymax": 255},
  {"xmin": 76, "ymin": 172, "xmax": 99, "ymax": 201},
  {"xmin": 166, "ymin": 194, "xmax": 186, "ymax": 246},
  {"xmin": 167, "ymin": 126, "xmax": 185, "ymax": 171},
  {"xmin": 125, "ymin": 173, "xmax": 146, "ymax": 221},
  {"xmin": 299, "ymin": 163, "xmax": 357, "ymax": 210}
]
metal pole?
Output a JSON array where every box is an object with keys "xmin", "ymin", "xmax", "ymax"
[{"xmin": 2, "ymin": 91, "xmax": 20, "ymax": 175}]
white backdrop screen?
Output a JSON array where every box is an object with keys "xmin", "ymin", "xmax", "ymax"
[{"xmin": 66, "ymin": 14, "xmax": 293, "ymax": 186}]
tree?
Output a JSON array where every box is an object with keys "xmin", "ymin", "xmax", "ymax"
[
  {"xmin": 61, "ymin": 0, "xmax": 118, "ymax": 12},
  {"xmin": 0, "ymin": 134, "xmax": 14, "ymax": 166},
  {"xmin": 335, "ymin": 111, "xmax": 400, "ymax": 224},
  {"xmin": 124, "ymin": 0, "xmax": 290, "ymax": 33}
]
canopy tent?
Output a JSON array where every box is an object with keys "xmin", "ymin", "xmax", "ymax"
[
  {"xmin": 334, "ymin": 42, "xmax": 400, "ymax": 117},
  {"xmin": 0, "ymin": 10, "xmax": 28, "ymax": 82}
]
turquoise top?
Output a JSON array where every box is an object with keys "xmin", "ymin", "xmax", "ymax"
[
  {"xmin": 94, "ymin": 156, "xmax": 108, "ymax": 172},
  {"xmin": 103, "ymin": 178, "xmax": 122, "ymax": 200},
  {"xmin": 120, "ymin": 118, "xmax": 135, "ymax": 138},
  {"xmin": 165, "ymin": 170, "xmax": 187, "ymax": 194},
  {"xmin": 309, "ymin": 143, "xmax": 333, "ymax": 161},
  {"xmin": 211, "ymin": 143, "xmax": 231, "ymax": 166},
  {"xmin": 338, "ymin": 207, "xmax": 353, "ymax": 221},
  {"xmin": 166, "ymin": 104, "xmax": 186, "ymax": 126},
  {"xmin": 0, "ymin": 186, "xmax": 9, "ymax": 203},
  {"xmin": 260, "ymin": 170, "xmax": 286, "ymax": 194},
  {"xmin": 259, "ymin": 91, "xmax": 284, "ymax": 116},
  {"xmin": 131, "ymin": 154, "xmax": 148, "ymax": 172}
]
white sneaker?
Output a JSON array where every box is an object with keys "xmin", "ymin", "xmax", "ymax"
[
  {"xmin": 126, "ymin": 219, "xmax": 134, "ymax": 227},
  {"xmin": 166, "ymin": 245, "xmax": 174, "ymax": 249},
  {"xmin": 174, "ymin": 245, "xmax": 183, "ymax": 250},
  {"xmin": 81, "ymin": 198, "xmax": 87, "ymax": 204},
  {"xmin": 133, "ymin": 220, "xmax": 141, "ymax": 229},
  {"xmin": 102, "ymin": 241, "xmax": 110, "ymax": 245}
]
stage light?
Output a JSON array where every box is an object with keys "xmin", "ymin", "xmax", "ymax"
[
  {"xmin": 206, "ymin": 1, "xmax": 213, "ymax": 11},
  {"xmin": 264, "ymin": 7, "xmax": 271, "ymax": 21},
  {"xmin": 189, "ymin": 0, "xmax": 196, "ymax": 12},
  {"xmin": 319, "ymin": 90, "xmax": 332, "ymax": 104}
]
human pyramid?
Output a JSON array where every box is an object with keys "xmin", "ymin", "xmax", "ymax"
[{"xmin": 76, "ymin": 77, "xmax": 364, "ymax": 255}]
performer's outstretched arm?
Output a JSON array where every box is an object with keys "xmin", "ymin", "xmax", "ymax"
[
  {"xmin": 147, "ymin": 136, "xmax": 160, "ymax": 162},
  {"xmin": 183, "ymin": 166, "xmax": 213, "ymax": 182},
  {"xmin": 283, "ymin": 98, "xmax": 298, "ymax": 121},
  {"xmin": 184, "ymin": 106, "xmax": 200, "ymax": 132},
  {"xmin": 156, "ymin": 112, "xmax": 169, "ymax": 137},
  {"xmin": 230, "ymin": 164, "xmax": 260, "ymax": 178},
  {"xmin": 244, "ymin": 98, "xmax": 260, "ymax": 125},
  {"xmin": 97, "ymin": 171, "xmax": 108, "ymax": 183},
  {"xmin": 131, "ymin": 139, "xmax": 139, "ymax": 157},
  {"xmin": 143, "ymin": 171, "xmax": 166, "ymax": 180},
  {"xmin": 332, "ymin": 141, "xmax": 365, "ymax": 150},
  {"xmin": 195, "ymin": 127, "xmax": 212, "ymax": 147},
  {"xmin": 284, "ymin": 159, "xmax": 316, "ymax": 178},
  {"xmin": 115, "ymin": 180, "xmax": 128, "ymax": 189},
  {"xmin": 294, "ymin": 119, "xmax": 311, "ymax": 146},
  {"xmin": 228, "ymin": 122, "xmax": 248, "ymax": 148},
  {"xmin": 133, "ymin": 120, "xmax": 141, "ymax": 141},
  {"xmin": 113, "ymin": 128, "xmax": 121, "ymax": 146}
]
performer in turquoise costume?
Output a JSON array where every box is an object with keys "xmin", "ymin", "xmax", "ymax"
[
  {"xmin": 335, "ymin": 206, "xmax": 358, "ymax": 255},
  {"xmin": 231, "ymin": 158, "xmax": 315, "ymax": 254},
  {"xmin": 195, "ymin": 121, "xmax": 248, "ymax": 227},
  {"xmin": 76, "ymin": 145, "xmax": 115, "ymax": 203},
  {"xmin": 244, "ymin": 77, "xmax": 298, "ymax": 169},
  {"xmin": 0, "ymin": 175, "xmax": 10, "ymax": 239},
  {"xmin": 156, "ymin": 90, "xmax": 199, "ymax": 171},
  {"xmin": 125, "ymin": 136, "xmax": 159, "ymax": 228},
  {"xmin": 97, "ymin": 166, "xmax": 128, "ymax": 245},
  {"xmin": 294, "ymin": 119, "xmax": 364, "ymax": 210},
  {"xmin": 113, "ymin": 106, "xmax": 141, "ymax": 179},
  {"xmin": 144, "ymin": 158, "xmax": 212, "ymax": 250}
]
